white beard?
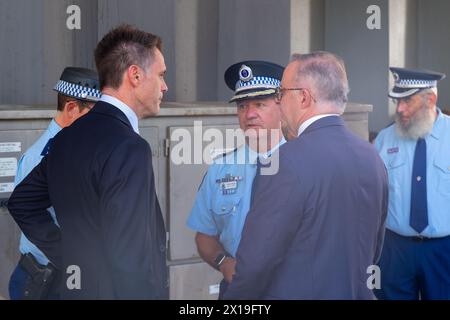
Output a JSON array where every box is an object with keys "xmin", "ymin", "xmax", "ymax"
[{"xmin": 395, "ymin": 105, "xmax": 436, "ymax": 140}]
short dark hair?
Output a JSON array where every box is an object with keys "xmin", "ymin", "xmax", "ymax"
[
  {"xmin": 94, "ymin": 24, "xmax": 162, "ymax": 90},
  {"xmin": 57, "ymin": 93, "xmax": 91, "ymax": 112}
]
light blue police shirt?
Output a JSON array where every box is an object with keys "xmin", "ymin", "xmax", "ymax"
[
  {"xmin": 187, "ymin": 138, "xmax": 286, "ymax": 257},
  {"xmin": 16, "ymin": 119, "xmax": 61, "ymax": 265},
  {"xmin": 374, "ymin": 109, "xmax": 450, "ymax": 237}
]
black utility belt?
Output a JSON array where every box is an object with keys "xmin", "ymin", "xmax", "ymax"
[{"xmin": 388, "ymin": 229, "xmax": 450, "ymax": 242}]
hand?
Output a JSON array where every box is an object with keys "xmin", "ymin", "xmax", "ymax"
[{"xmin": 219, "ymin": 257, "xmax": 236, "ymax": 284}]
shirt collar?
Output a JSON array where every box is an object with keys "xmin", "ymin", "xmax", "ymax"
[
  {"xmin": 247, "ymin": 136, "xmax": 287, "ymax": 164},
  {"xmin": 100, "ymin": 94, "xmax": 140, "ymax": 134},
  {"xmin": 430, "ymin": 108, "xmax": 444, "ymax": 140},
  {"xmin": 49, "ymin": 119, "xmax": 62, "ymax": 135},
  {"xmin": 297, "ymin": 114, "xmax": 339, "ymax": 137}
]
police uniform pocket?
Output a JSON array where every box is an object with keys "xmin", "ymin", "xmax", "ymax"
[
  {"xmin": 387, "ymin": 156, "xmax": 406, "ymax": 192},
  {"xmin": 434, "ymin": 157, "xmax": 450, "ymax": 196},
  {"xmin": 212, "ymin": 197, "xmax": 242, "ymax": 216}
]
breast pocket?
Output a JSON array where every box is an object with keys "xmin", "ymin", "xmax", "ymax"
[
  {"xmin": 434, "ymin": 157, "xmax": 450, "ymax": 196},
  {"xmin": 387, "ymin": 156, "xmax": 406, "ymax": 192},
  {"xmin": 212, "ymin": 196, "xmax": 242, "ymax": 217}
]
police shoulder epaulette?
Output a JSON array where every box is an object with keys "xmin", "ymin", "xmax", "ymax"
[
  {"xmin": 212, "ymin": 147, "xmax": 237, "ymax": 160},
  {"xmin": 383, "ymin": 121, "xmax": 395, "ymax": 129}
]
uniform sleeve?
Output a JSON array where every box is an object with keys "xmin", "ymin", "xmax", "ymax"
[
  {"xmin": 14, "ymin": 152, "xmax": 40, "ymax": 186},
  {"xmin": 186, "ymin": 167, "xmax": 219, "ymax": 236},
  {"xmin": 7, "ymin": 155, "xmax": 61, "ymax": 267},
  {"xmin": 223, "ymin": 153, "xmax": 304, "ymax": 299}
]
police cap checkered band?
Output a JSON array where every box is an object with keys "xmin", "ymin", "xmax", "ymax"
[
  {"xmin": 389, "ymin": 67, "xmax": 445, "ymax": 99},
  {"xmin": 224, "ymin": 60, "xmax": 284, "ymax": 103},
  {"xmin": 53, "ymin": 67, "xmax": 101, "ymax": 102}
]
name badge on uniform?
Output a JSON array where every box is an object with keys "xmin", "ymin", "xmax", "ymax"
[
  {"xmin": 216, "ymin": 174, "xmax": 243, "ymax": 195},
  {"xmin": 387, "ymin": 147, "xmax": 399, "ymax": 154}
]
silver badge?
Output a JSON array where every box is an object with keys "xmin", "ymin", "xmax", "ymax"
[
  {"xmin": 239, "ymin": 64, "xmax": 253, "ymax": 82},
  {"xmin": 393, "ymin": 72, "xmax": 399, "ymax": 83}
]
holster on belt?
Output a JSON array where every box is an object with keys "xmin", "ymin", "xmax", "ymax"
[{"xmin": 18, "ymin": 253, "xmax": 56, "ymax": 300}]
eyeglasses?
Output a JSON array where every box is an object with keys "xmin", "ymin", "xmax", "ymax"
[{"xmin": 274, "ymin": 86, "xmax": 316, "ymax": 103}]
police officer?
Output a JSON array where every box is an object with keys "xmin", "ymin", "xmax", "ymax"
[
  {"xmin": 8, "ymin": 67, "xmax": 100, "ymax": 300},
  {"xmin": 374, "ymin": 67, "xmax": 450, "ymax": 300},
  {"xmin": 187, "ymin": 61, "xmax": 286, "ymax": 298}
]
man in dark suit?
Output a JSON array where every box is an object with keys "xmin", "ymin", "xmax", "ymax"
[
  {"xmin": 223, "ymin": 51, "xmax": 388, "ymax": 300},
  {"xmin": 7, "ymin": 24, "xmax": 168, "ymax": 299}
]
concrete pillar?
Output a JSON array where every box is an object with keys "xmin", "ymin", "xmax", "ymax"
[
  {"xmin": 324, "ymin": 0, "xmax": 390, "ymax": 132},
  {"xmin": 290, "ymin": 0, "xmax": 324, "ymax": 54},
  {"xmin": 175, "ymin": 0, "xmax": 198, "ymax": 101},
  {"xmin": 388, "ymin": 0, "xmax": 417, "ymax": 117}
]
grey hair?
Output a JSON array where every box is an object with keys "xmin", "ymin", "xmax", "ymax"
[
  {"xmin": 290, "ymin": 51, "xmax": 350, "ymax": 111},
  {"xmin": 418, "ymin": 87, "xmax": 437, "ymax": 99}
]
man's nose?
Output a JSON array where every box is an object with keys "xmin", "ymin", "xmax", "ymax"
[
  {"xmin": 396, "ymin": 100, "xmax": 407, "ymax": 114},
  {"xmin": 161, "ymin": 80, "xmax": 168, "ymax": 93},
  {"xmin": 245, "ymin": 105, "xmax": 258, "ymax": 119}
]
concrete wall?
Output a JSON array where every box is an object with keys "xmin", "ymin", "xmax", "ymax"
[
  {"xmin": 217, "ymin": 0, "xmax": 291, "ymax": 101},
  {"xmin": 0, "ymin": 0, "xmax": 449, "ymax": 130},
  {"xmin": 417, "ymin": 0, "xmax": 450, "ymax": 111},
  {"xmin": 0, "ymin": 0, "xmax": 97, "ymax": 105},
  {"xmin": 324, "ymin": 0, "xmax": 390, "ymax": 133}
]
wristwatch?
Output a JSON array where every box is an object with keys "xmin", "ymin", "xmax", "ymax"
[{"xmin": 214, "ymin": 252, "xmax": 228, "ymax": 270}]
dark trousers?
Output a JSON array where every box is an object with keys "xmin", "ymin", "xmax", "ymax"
[
  {"xmin": 218, "ymin": 279, "xmax": 229, "ymax": 300},
  {"xmin": 9, "ymin": 264, "xmax": 28, "ymax": 300},
  {"xmin": 374, "ymin": 229, "xmax": 450, "ymax": 300}
]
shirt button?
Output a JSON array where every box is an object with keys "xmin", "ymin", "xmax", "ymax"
[
  {"xmin": 221, "ymin": 206, "xmax": 226, "ymax": 212},
  {"xmin": 160, "ymin": 244, "xmax": 166, "ymax": 252},
  {"xmin": 417, "ymin": 176, "xmax": 422, "ymax": 182}
]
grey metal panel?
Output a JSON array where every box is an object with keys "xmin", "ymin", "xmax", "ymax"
[
  {"xmin": 169, "ymin": 261, "xmax": 222, "ymax": 300},
  {"xmin": 168, "ymin": 124, "xmax": 239, "ymax": 261},
  {"xmin": 0, "ymin": 128, "xmax": 46, "ymax": 299},
  {"xmin": 0, "ymin": 209, "xmax": 21, "ymax": 299},
  {"xmin": 138, "ymin": 126, "xmax": 160, "ymax": 196},
  {"xmin": 0, "ymin": 129, "xmax": 46, "ymax": 200}
]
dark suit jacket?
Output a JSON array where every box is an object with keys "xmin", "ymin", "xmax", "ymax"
[
  {"xmin": 8, "ymin": 101, "xmax": 168, "ymax": 299},
  {"xmin": 223, "ymin": 116, "xmax": 388, "ymax": 300}
]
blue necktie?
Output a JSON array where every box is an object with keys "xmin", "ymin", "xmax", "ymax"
[{"xmin": 410, "ymin": 138, "xmax": 428, "ymax": 233}]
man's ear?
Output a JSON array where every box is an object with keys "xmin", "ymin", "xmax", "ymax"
[
  {"xmin": 64, "ymin": 100, "xmax": 79, "ymax": 118},
  {"xmin": 428, "ymin": 92, "xmax": 437, "ymax": 107},
  {"xmin": 299, "ymin": 89, "xmax": 313, "ymax": 109},
  {"xmin": 127, "ymin": 65, "xmax": 141, "ymax": 87}
]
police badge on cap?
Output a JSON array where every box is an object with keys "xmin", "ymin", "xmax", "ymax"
[
  {"xmin": 54, "ymin": 67, "xmax": 101, "ymax": 102},
  {"xmin": 224, "ymin": 60, "xmax": 284, "ymax": 103},
  {"xmin": 389, "ymin": 67, "xmax": 446, "ymax": 99}
]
